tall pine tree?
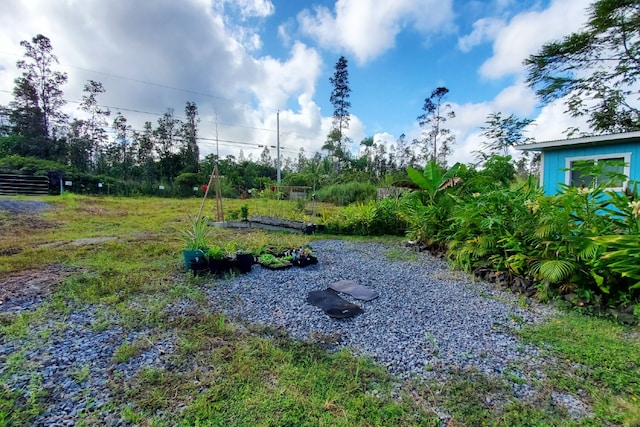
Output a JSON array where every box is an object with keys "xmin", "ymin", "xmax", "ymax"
[
  {"xmin": 417, "ymin": 87, "xmax": 456, "ymax": 166},
  {"xmin": 324, "ymin": 56, "xmax": 352, "ymax": 169}
]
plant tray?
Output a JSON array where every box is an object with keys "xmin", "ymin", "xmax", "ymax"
[{"xmin": 258, "ymin": 261, "xmax": 293, "ymax": 270}]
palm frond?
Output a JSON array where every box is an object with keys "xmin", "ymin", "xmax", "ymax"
[{"xmin": 534, "ymin": 259, "xmax": 577, "ymax": 284}]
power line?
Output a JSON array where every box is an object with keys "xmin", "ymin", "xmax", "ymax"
[
  {"xmin": 0, "ymin": 88, "xmax": 322, "ymax": 148},
  {"xmin": 0, "ymin": 50, "xmax": 273, "ymax": 113}
]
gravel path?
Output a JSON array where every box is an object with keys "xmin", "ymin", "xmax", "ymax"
[
  {"xmin": 207, "ymin": 239, "xmax": 553, "ymax": 379},
  {"xmin": 1, "ymin": 239, "xmax": 591, "ymax": 426}
]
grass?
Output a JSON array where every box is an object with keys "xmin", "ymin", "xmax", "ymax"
[
  {"xmin": 518, "ymin": 312, "xmax": 640, "ymax": 426},
  {"xmin": 1, "ymin": 193, "xmax": 639, "ymax": 425}
]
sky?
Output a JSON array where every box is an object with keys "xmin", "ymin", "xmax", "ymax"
[{"xmin": 0, "ymin": 0, "xmax": 592, "ymax": 166}]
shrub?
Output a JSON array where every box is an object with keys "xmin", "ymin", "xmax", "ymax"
[{"xmin": 316, "ymin": 181, "xmax": 377, "ymax": 206}]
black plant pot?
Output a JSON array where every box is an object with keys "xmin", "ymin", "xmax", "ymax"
[
  {"xmin": 220, "ymin": 256, "xmax": 237, "ymax": 273},
  {"xmin": 236, "ymin": 253, "xmax": 253, "ymax": 274},
  {"xmin": 189, "ymin": 257, "xmax": 209, "ymax": 276},
  {"xmin": 208, "ymin": 258, "xmax": 223, "ymax": 275}
]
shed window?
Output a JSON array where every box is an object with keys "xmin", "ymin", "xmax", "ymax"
[{"xmin": 566, "ymin": 154, "xmax": 630, "ymax": 190}]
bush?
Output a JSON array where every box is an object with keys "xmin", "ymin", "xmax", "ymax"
[
  {"xmin": 322, "ymin": 198, "xmax": 406, "ymax": 236},
  {"xmin": 316, "ymin": 181, "xmax": 377, "ymax": 206}
]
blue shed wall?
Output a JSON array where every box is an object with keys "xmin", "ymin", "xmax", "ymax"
[{"xmin": 541, "ymin": 141, "xmax": 640, "ymax": 195}]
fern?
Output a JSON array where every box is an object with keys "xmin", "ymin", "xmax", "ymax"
[
  {"xmin": 532, "ymin": 260, "xmax": 577, "ymax": 284},
  {"xmin": 577, "ymin": 241, "xmax": 601, "ymax": 261}
]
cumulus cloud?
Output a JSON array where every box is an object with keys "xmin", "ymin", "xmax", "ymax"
[
  {"xmin": 231, "ymin": 0, "xmax": 275, "ymax": 18},
  {"xmin": 297, "ymin": 0, "xmax": 455, "ymax": 64},
  {"xmin": 0, "ymin": 0, "xmax": 331, "ymax": 162},
  {"xmin": 457, "ymin": 17, "xmax": 504, "ymax": 52},
  {"xmin": 250, "ymin": 42, "xmax": 322, "ymax": 112},
  {"xmin": 493, "ymin": 80, "xmax": 537, "ymax": 116},
  {"xmin": 480, "ymin": 0, "xmax": 589, "ymax": 79}
]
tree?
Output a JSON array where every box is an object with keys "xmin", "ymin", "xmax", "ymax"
[
  {"xmin": 295, "ymin": 147, "xmax": 308, "ymax": 172},
  {"xmin": 417, "ymin": 87, "xmax": 456, "ymax": 166},
  {"xmin": 155, "ymin": 109, "xmax": 182, "ymax": 182},
  {"xmin": 75, "ymin": 80, "xmax": 110, "ymax": 168},
  {"xmin": 478, "ymin": 112, "xmax": 533, "ymax": 159},
  {"xmin": 394, "ymin": 133, "xmax": 413, "ymax": 170},
  {"xmin": 181, "ymin": 101, "xmax": 200, "ymax": 172},
  {"xmin": 373, "ymin": 141, "xmax": 388, "ymax": 178},
  {"xmin": 112, "ymin": 112, "xmax": 135, "ymax": 179},
  {"xmin": 134, "ymin": 121, "xmax": 157, "ymax": 181},
  {"xmin": 259, "ymin": 145, "xmax": 272, "ymax": 166},
  {"xmin": 10, "ymin": 34, "xmax": 68, "ymax": 139},
  {"xmin": 525, "ymin": 0, "xmax": 640, "ymax": 133},
  {"xmin": 359, "ymin": 136, "xmax": 374, "ymax": 173},
  {"xmin": 326, "ymin": 56, "xmax": 352, "ymax": 168}
]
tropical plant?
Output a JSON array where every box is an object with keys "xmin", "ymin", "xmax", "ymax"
[
  {"xmin": 257, "ymin": 253, "xmax": 291, "ymax": 269},
  {"xmin": 205, "ymin": 245, "xmax": 224, "ymax": 261},
  {"xmin": 406, "ymin": 161, "xmax": 461, "ymax": 203},
  {"xmin": 178, "ymin": 216, "xmax": 211, "ymax": 250}
]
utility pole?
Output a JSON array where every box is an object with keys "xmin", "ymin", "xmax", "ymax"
[{"xmin": 276, "ymin": 110, "xmax": 281, "ymax": 183}]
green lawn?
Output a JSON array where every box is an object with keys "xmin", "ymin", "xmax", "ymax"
[{"xmin": 0, "ymin": 194, "xmax": 638, "ymax": 426}]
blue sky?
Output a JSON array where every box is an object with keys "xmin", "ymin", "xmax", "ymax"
[{"xmin": 0, "ymin": 0, "xmax": 591, "ymax": 165}]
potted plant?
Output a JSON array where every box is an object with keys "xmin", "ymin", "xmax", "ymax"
[
  {"xmin": 206, "ymin": 245, "xmax": 224, "ymax": 275},
  {"xmin": 179, "ymin": 215, "xmax": 211, "ymax": 270},
  {"xmin": 189, "ymin": 254, "xmax": 209, "ymax": 276},
  {"xmin": 236, "ymin": 249, "xmax": 254, "ymax": 273},
  {"xmin": 257, "ymin": 253, "xmax": 292, "ymax": 270},
  {"xmin": 292, "ymin": 246, "xmax": 318, "ymax": 267}
]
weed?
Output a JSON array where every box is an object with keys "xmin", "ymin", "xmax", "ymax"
[
  {"xmin": 69, "ymin": 364, "xmax": 91, "ymax": 383},
  {"xmin": 385, "ymin": 247, "xmax": 419, "ymax": 262},
  {"xmin": 113, "ymin": 337, "xmax": 152, "ymax": 363}
]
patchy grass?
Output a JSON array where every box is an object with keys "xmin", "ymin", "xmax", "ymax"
[
  {"xmin": 519, "ymin": 312, "xmax": 640, "ymax": 426},
  {"xmin": 385, "ymin": 246, "xmax": 419, "ymax": 262},
  {"xmin": 1, "ymin": 194, "xmax": 640, "ymax": 426}
]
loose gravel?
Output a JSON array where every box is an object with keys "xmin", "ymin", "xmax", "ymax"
[
  {"xmin": 1, "ymin": 239, "xmax": 592, "ymax": 425},
  {"xmin": 207, "ymin": 239, "xmax": 553, "ymax": 379},
  {"xmin": 0, "ymin": 199, "xmax": 50, "ymax": 214}
]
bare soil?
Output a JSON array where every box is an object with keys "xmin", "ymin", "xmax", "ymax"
[{"xmin": 0, "ymin": 264, "xmax": 78, "ymax": 309}]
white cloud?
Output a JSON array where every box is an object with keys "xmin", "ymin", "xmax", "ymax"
[
  {"xmin": 0, "ymin": 0, "xmax": 334, "ymax": 163},
  {"xmin": 493, "ymin": 80, "xmax": 537, "ymax": 116},
  {"xmin": 232, "ymin": 0, "xmax": 275, "ymax": 18},
  {"xmin": 526, "ymin": 99, "xmax": 589, "ymax": 142},
  {"xmin": 297, "ymin": 0, "xmax": 455, "ymax": 64},
  {"xmin": 457, "ymin": 17, "xmax": 504, "ymax": 52},
  {"xmin": 480, "ymin": 0, "xmax": 589, "ymax": 79},
  {"xmin": 250, "ymin": 42, "xmax": 322, "ymax": 113}
]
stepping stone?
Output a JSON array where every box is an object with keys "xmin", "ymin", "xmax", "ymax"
[
  {"xmin": 306, "ymin": 289, "xmax": 364, "ymax": 319},
  {"xmin": 329, "ymin": 280, "xmax": 379, "ymax": 301}
]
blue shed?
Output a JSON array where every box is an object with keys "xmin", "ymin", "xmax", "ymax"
[{"xmin": 518, "ymin": 131, "xmax": 640, "ymax": 195}]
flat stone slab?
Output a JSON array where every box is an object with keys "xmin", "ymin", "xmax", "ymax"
[
  {"xmin": 329, "ymin": 280, "xmax": 379, "ymax": 301},
  {"xmin": 306, "ymin": 289, "xmax": 364, "ymax": 319}
]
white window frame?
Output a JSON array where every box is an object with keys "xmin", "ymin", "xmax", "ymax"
[{"xmin": 564, "ymin": 152, "xmax": 631, "ymax": 191}]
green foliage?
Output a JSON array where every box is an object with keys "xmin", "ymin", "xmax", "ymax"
[
  {"xmin": 525, "ymin": 0, "xmax": 640, "ymax": 132},
  {"xmin": 322, "ymin": 198, "xmax": 406, "ymax": 236},
  {"xmin": 593, "ymin": 235, "xmax": 640, "ymax": 290},
  {"xmin": 481, "ymin": 155, "xmax": 516, "ymax": 187},
  {"xmin": 257, "ymin": 253, "xmax": 291, "ymax": 268},
  {"xmin": 178, "ymin": 216, "xmax": 211, "ymax": 250},
  {"xmin": 316, "ymin": 181, "xmax": 377, "ymax": 206},
  {"xmin": 0, "ymin": 154, "xmax": 69, "ymax": 175},
  {"xmin": 402, "ymin": 166, "xmax": 640, "ymax": 308},
  {"xmin": 240, "ymin": 204, "xmax": 249, "ymax": 221},
  {"xmin": 205, "ymin": 246, "xmax": 224, "ymax": 261},
  {"xmin": 407, "ymin": 161, "xmax": 461, "ymax": 202}
]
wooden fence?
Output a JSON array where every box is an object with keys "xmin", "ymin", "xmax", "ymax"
[{"xmin": 0, "ymin": 174, "xmax": 50, "ymax": 196}]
